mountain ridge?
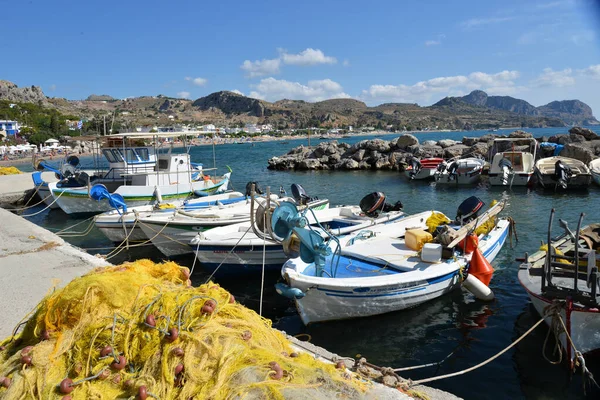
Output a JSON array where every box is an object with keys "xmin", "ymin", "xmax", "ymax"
[{"xmin": 0, "ymin": 80, "xmax": 596, "ymax": 130}]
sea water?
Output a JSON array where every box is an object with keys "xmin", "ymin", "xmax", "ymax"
[{"xmin": 20, "ymin": 127, "xmax": 600, "ymax": 399}]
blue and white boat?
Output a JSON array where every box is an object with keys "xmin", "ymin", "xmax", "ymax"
[
  {"xmin": 278, "ymin": 200, "xmax": 509, "ymax": 324},
  {"xmin": 47, "ymin": 132, "xmax": 230, "ymax": 214}
]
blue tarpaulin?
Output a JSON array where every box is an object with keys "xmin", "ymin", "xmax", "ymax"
[{"xmin": 539, "ymin": 142, "xmax": 564, "ymax": 156}]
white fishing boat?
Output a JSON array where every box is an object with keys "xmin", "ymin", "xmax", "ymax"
[
  {"xmin": 31, "ymin": 156, "xmax": 92, "ymax": 210},
  {"xmin": 518, "ymin": 210, "xmax": 600, "ymax": 363},
  {"xmin": 140, "ymin": 185, "xmax": 329, "ymax": 257},
  {"xmin": 404, "ymin": 157, "xmax": 444, "ymax": 180},
  {"xmin": 276, "ymin": 198, "xmax": 509, "ymax": 324},
  {"xmin": 190, "ymin": 194, "xmax": 405, "ymax": 275},
  {"xmin": 534, "ymin": 156, "xmax": 592, "ymax": 190},
  {"xmin": 94, "ymin": 191, "xmax": 246, "ymax": 242},
  {"xmin": 434, "ymin": 157, "xmax": 485, "ymax": 185},
  {"xmin": 48, "ymin": 132, "xmax": 230, "ymax": 214},
  {"xmin": 590, "ymin": 158, "xmax": 600, "ymax": 187},
  {"xmin": 488, "ymin": 138, "xmax": 537, "ymax": 187}
]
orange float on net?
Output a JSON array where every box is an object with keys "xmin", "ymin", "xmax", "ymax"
[{"xmin": 469, "ymin": 247, "xmax": 494, "ymax": 286}]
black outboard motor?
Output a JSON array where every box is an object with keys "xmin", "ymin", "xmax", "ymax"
[
  {"xmin": 455, "ymin": 196, "xmax": 485, "ymax": 224},
  {"xmin": 554, "ymin": 160, "xmax": 572, "ymax": 189},
  {"xmin": 291, "ymin": 183, "xmax": 315, "ymax": 206},
  {"xmin": 245, "ymin": 181, "xmax": 263, "ymax": 197},
  {"xmin": 359, "ymin": 192, "xmax": 403, "ymax": 218},
  {"xmin": 436, "ymin": 161, "xmax": 447, "ymax": 173},
  {"xmin": 446, "ymin": 161, "xmax": 459, "ymax": 181},
  {"xmin": 408, "ymin": 157, "xmax": 422, "ymax": 179}
]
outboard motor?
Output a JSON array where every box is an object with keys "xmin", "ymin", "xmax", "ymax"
[
  {"xmin": 554, "ymin": 160, "xmax": 572, "ymax": 189},
  {"xmin": 435, "ymin": 161, "xmax": 447, "ymax": 181},
  {"xmin": 291, "ymin": 183, "xmax": 313, "ymax": 206},
  {"xmin": 446, "ymin": 161, "xmax": 459, "ymax": 182},
  {"xmin": 455, "ymin": 196, "xmax": 485, "ymax": 224},
  {"xmin": 359, "ymin": 192, "xmax": 403, "ymax": 218},
  {"xmin": 408, "ymin": 157, "xmax": 422, "ymax": 180},
  {"xmin": 498, "ymin": 157, "xmax": 513, "ymax": 185},
  {"xmin": 245, "ymin": 181, "xmax": 263, "ymax": 197}
]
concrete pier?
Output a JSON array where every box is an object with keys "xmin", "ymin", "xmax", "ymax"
[{"xmin": 0, "ymin": 207, "xmax": 108, "ymax": 338}]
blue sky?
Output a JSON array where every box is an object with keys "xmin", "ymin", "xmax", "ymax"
[{"xmin": 4, "ymin": 0, "xmax": 600, "ymax": 113}]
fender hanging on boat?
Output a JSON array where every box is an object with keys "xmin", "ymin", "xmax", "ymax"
[
  {"xmin": 275, "ymin": 283, "xmax": 305, "ymax": 299},
  {"xmin": 463, "ymin": 274, "xmax": 495, "ymax": 301}
]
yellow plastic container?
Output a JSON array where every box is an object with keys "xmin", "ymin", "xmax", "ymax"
[{"xmin": 405, "ymin": 228, "xmax": 433, "ymax": 251}]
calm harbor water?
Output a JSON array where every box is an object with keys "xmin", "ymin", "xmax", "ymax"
[{"xmin": 19, "ymin": 127, "xmax": 600, "ymax": 399}]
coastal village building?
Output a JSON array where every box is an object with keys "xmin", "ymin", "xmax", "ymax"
[{"xmin": 0, "ymin": 120, "xmax": 21, "ymax": 135}]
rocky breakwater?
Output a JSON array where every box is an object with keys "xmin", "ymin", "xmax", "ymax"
[{"xmin": 267, "ymin": 127, "xmax": 600, "ymax": 171}]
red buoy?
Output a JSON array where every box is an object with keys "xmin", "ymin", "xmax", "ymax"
[{"xmin": 469, "ymin": 247, "xmax": 494, "ymax": 286}]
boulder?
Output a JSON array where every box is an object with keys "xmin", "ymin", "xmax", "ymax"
[
  {"xmin": 349, "ymin": 140, "xmax": 368, "ymax": 152},
  {"xmin": 352, "ymin": 149, "xmax": 366, "ymax": 162},
  {"xmin": 390, "ymin": 134, "xmax": 419, "ymax": 150},
  {"xmin": 341, "ymin": 159, "xmax": 359, "ymax": 170},
  {"xmin": 568, "ymin": 133, "xmax": 586, "ymax": 143},
  {"xmin": 569, "ymin": 127, "xmax": 599, "ymax": 141},
  {"xmin": 561, "ymin": 143, "xmax": 595, "ymax": 164},
  {"xmin": 469, "ymin": 142, "xmax": 489, "ymax": 158},
  {"xmin": 477, "ymin": 134, "xmax": 498, "ymax": 143},
  {"xmin": 587, "ymin": 140, "xmax": 600, "ymax": 156},
  {"xmin": 419, "ymin": 145, "xmax": 444, "ymax": 158},
  {"xmin": 508, "ymin": 130, "xmax": 533, "ymax": 138},
  {"xmin": 328, "ymin": 153, "xmax": 341, "ymax": 164},
  {"xmin": 444, "ymin": 144, "xmax": 470, "ymax": 159},
  {"xmin": 358, "ymin": 161, "xmax": 370, "ymax": 169},
  {"xmin": 298, "ymin": 158, "xmax": 322, "ymax": 170},
  {"xmin": 462, "ymin": 137, "xmax": 478, "ymax": 146},
  {"xmin": 324, "ymin": 142, "xmax": 340, "ymax": 155},
  {"xmin": 373, "ymin": 155, "xmax": 391, "ymax": 169},
  {"xmin": 365, "ymin": 139, "xmax": 390, "ymax": 153},
  {"xmin": 437, "ymin": 139, "xmax": 457, "ymax": 148}
]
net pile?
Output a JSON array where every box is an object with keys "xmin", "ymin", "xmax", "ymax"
[
  {"xmin": 0, "ymin": 260, "xmax": 367, "ymax": 399},
  {"xmin": 0, "ymin": 167, "xmax": 22, "ymax": 175}
]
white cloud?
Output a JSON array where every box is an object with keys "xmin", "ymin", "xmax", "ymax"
[
  {"xmin": 361, "ymin": 70, "xmax": 520, "ymax": 103},
  {"xmin": 240, "ymin": 58, "xmax": 281, "ymax": 78},
  {"xmin": 531, "ymin": 68, "xmax": 575, "ymax": 87},
  {"xmin": 425, "ymin": 40, "xmax": 441, "ymax": 46},
  {"xmin": 231, "ymin": 89, "xmax": 244, "ymax": 95},
  {"xmin": 343, "ymin": 59, "xmax": 350, "ymax": 67},
  {"xmin": 249, "ymin": 77, "xmax": 350, "ymax": 102},
  {"xmin": 461, "ymin": 16, "xmax": 515, "ymax": 29},
  {"xmin": 185, "ymin": 77, "xmax": 207, "ymax": 86},
  {"xmin": 579, "ymin": 64, "xmax": 600, "ymax": 78},
  {"xmin": 281, "ymin": 48, "xmax": 337, "ymax": 66},
  {"xmin": 177, "ymin": 91, "xmax": 191, "ymax": 99}
]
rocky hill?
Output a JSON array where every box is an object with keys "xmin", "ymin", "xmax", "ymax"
[
  {"xmin": 0, "ymin": 80, "xmax": 597, "ymax": 130},
  {"xmin": 439, "ymin": 90, "xmax": 598, "ymax": 125},
  {"xmin": 0, "ymin": 80, "xmax": 47, "ymax": 105}
]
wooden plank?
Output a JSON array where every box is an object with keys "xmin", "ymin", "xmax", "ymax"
[{"xmin": 447, "ymin": 200, "xmax": 506, "ymax": 248}]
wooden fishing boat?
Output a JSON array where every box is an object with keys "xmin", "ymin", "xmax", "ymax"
[
  {"xmin": 404, "ymin": 157, "xmax": 444, "ymax": 180},
  {"xmin": 534, "ymin": 156, "xmax": 592, "ymax": 190},
  {"xmin": 434, "ymin": 157, "xmax": 485, "ymax": 185},
  {"xmin": 276, "ymin": 197, "xmax": 508, "ymax": 324},
  {"xmin": 518, "ymin": 210, "xmax": 600, "ymax": 362}
]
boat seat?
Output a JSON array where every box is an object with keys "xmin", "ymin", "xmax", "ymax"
[{"xmin": 341, "ymin": 239, "xmax": 424, "ymax": 271}]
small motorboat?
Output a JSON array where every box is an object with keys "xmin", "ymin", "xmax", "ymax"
[
  {"xmin": 488, "ymin": 138, "xmax": 537, "ymax": 187},
  {"xmin": 276, "ymin": 196, "xmax": 509, "ymax": 324},
  {"xmin": 404, "ymin": 157, "xmax": 444, "ymax": 180},
  {"xmin": 141, "ymin": 184, "xmax": 328, "ymax": 257},
  {"xmin": 589, "ymin": 158, "xmax": 600, "ymax": 187},
  {"xmin": 434, "ymin": 157, "xmax": 485, "ymax": 185},
  {"xmin": 189, "ymin": 192, "xmax": 404, "ymax": 275},
  {"xmin": 94, "ymin": 191, "xmax": 246, "ymax": 242},
  {"xmin": 518, "ymin": 210, "xmax": 600, "ymax": 364},
  {"xmin": 534, "ymin": 156, "xmax": 592, "ymax": 190}
]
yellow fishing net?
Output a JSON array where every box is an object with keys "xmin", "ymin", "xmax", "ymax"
[
  {"xmin": 0, "ymin": 260, "xmax": 368, "ymax": 399},
  {"xmin": 0, "ymin": 167, "xmax": 22, "ymax": 175},
  {"xmin": 425, "ymin": 212, "xmax": 451, "ymax": 233}
]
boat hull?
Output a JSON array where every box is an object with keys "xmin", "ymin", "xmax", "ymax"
[
  {"xmin": 519, "ymin": 274, "xmax": 600, "ymax": 357},
  {"xmin": 534, "ymin": 171, "xmax": 592, "ymax": 190},
  {"xmin": 285, "ymin": 219, "xmax": 509, "ymax": 324},
  {"xmin": 488, "ymin": 172, "xmax": 533, "ymax": 187}
]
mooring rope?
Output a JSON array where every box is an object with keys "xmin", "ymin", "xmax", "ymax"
[{"xmin": 20, "ymin": 190, "xmax": 66, "ymax": 217}]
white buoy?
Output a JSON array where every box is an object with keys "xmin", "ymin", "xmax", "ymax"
[{"xmin": 463, "ymin": 274, "xmax": 495, "ymax": 301}]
